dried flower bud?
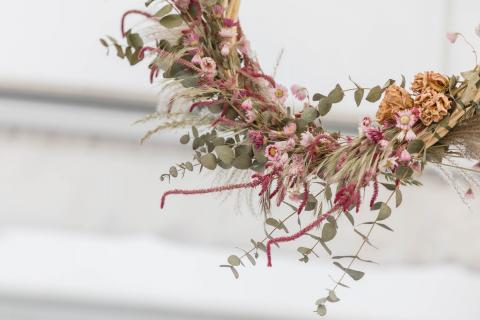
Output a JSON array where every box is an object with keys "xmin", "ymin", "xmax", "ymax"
[
  {"xmin": 411, "ymin": 71, "xmax": 449, "ymax": 94},
  {"xmin": 415, "ymin": 89, "xmax": 452, "ymax": 126},
  {"xmin": 376, "ymin": 85, "xmax": 413, "ymax": 123},
  {"xmin": 446, "ymin": 32, "xmax": 459, "ymax": 44}
]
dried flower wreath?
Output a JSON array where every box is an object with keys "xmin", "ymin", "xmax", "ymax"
[{"xmin": 102, "ymin": 0, "xmax": 480, "ymax": 316}]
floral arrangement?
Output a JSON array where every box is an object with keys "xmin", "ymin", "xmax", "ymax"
[{"xmin": 103, "ymin": 0, "xmax": 480, "ymax": 316}]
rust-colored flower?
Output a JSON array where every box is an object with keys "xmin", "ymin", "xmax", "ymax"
[
  {"xmin": 415, "ymin": 89, "xmax": 452, "ymax": 126},
  {"xmin": 376, "ymin": 85, "xmax": 414, "ymax": 123},
  {"xmin": 411, "ymin": 71, "xmax": 449, "ymax": 94}
]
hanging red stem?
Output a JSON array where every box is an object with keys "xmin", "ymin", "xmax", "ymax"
[
  {"xmin": 161, "ymin": 179, "xmax": 262, "ymax": 209},
  {"xmin": 296, "ymin": 182, "xmax": 309, "ymax": 215},
  {"xmin": 370, "ymin": 176, "xmax": 379, "ymax": 209},
  {"xmin": 266, "ymin": 205, "xmax": 341, "ymax": 267},
  {"xmin": 121, "ymin": 10, "xmax": 154, "ymax": 37}
]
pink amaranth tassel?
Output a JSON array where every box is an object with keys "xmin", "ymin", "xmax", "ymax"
[
  {"xmin": 370, "ymin": 176, "xmax": 379, "ymax": 209},
  {"xmin": 161, "ymin": 180, "xmax": 262, "ymax": 209},
  {"xmin": 266, "ymin": 205, "xmax": 341, "ymax": 267},
  {"xmin": 296, "ymin": 182, "xmax": 309, "ymax": 215}
]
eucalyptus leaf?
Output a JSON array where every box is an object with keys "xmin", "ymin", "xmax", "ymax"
[
  {"xmin": 301, "ymin": 107, "xmax": 319, "ymax": 122},
  {"xmin": 333, "ymin": 262, "xmax": 365, "ymax": 281},
  {"xmin": 214, "ymin": 145, "xmax": 235, "ymax": 165},
  {"xmin": 169, "ymin": 166, "xmax": 178, "ymax": 177},
  {"xmin": 154, "ymin": 4, "xmax": 173, "ymax": 17},
  {"xmin": 232, "ymin": 155, "xmax": 252, "ymax": 170},
  {"xmin": 328, "ymin": 84, "xmax": 344, "ymax": 103},
  {"xmin": 395, "ymin": 189, "xmax": 403, "ymax": 208},
  {"xmin": 228, "ymin": 255, "xmax": 241, "ymax": 267},
  {"xmin": 407, "ymin": 139, "xmax": 425, "ymax": 154},
  {"xmin": 322, "ymin": 223, "xmax": 337, "ymax": 242},
  {"xmin": 354, "ymin": 88, "xmax": 364, "ymax": 107},
  {"xmin": 159, "ymin": 14, "xmax": 184, "ymax": 28},
  {"xmin": 318, "ymin": 98, "xmax": 333, "ymax": 116},
  {"xmin": 316, "ymin": 304, "xmax": 327, "ymax": 317},
  {"xmin": 199, "ymin": 153, "xmax": 217, "ymax": 170},
  {"xmin": 377, "ymin": 203, "xmax": 392, "ymax": 221},
  {"xmin": 366, "ymin": 86, "xmax": 383, "ymax": 102},
  {"xmin": 180, "ymin": 134, "xmax": 190, "ymax": 144}
]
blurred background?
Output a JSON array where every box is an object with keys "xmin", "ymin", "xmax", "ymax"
[{"xmin": 0, "ymin": 0, "xmax": 479, "ymax": 319}]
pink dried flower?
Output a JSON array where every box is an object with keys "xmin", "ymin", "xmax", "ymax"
[
  {"xmin": 212, "ymin": 4, "xmax": 224, "ymax": 18},
  {"xmin": 300, "ymin": 132, "xmax": 314, "ymax": 147},
  {"xmin": 365, "ymin": 127, "xmax": 384, "ymax": 144},
  {"xmin": 379, "ymin": 139, "xmax": 389, "ymax": 149},
  {"xmin": 277, "ymin": 138, "xmax": 296, "ymax": 152},
  {"xmin": 291, "ymin": 84, "xmax": 308, "ymax": 101},
  {"xmin": 265, "ymin": 144, "xmax": 281, "ymax": 161},
  {"xmin": 283, "ymin": 122, "xmax": 297, "ymax": 136},
  {"xmin": 248, "ymin": 130, "xmax": 264, "ymax": 149},
  {"xmin": 191, "ymin": 53, "xmax": 202, "ymax": 65},
  {"xmin": 446, "ymin": 32, "xmax": 459, "ymax": 44},
  {"xmin": 241, "ymin": 99, "xmax": 253, "ymax": 111},
  {"xmin": 245, "ymin": 110, "xmax": 255, "ymax": 123},
  {"xmin": 223, "ymin": 18, "xmax": 236, "ymax": 27},
  {"xmin": 396, "ymin": 109, "xmax": 417, "ymax": 141},
  {"xmin": 220, "ymin": 42, "xmax": 230, "ymax": 56},
  {"xmin": 475, "ymin": 25, "xmax": 480, "ymax": 38},
  {"xmin": 271, "ymin": 84, "xmax": 288, "ymax": 104},
  {"xmin": 362, "ymin": 116, "xmax": 372, "ymax": 128},
  {"xmin": 288, "ymin": 154, "xmax": 305, "ymax": 177},
  {"xmin": 237, "ymin": 37, "xmax": 251, "ymax": 55},
  {"xmin": 380, "ymin": 156, "xmax": 399, "ymax": 172},
  {"xmin": 219, "ymin": 27, "xmax": 236, "ymax": 39},
  {"xmin": 412, "ymin": 161, "xmax": 423, "ymax": 174},
  {"xmin": 465, "ymin": 188, "xmax": 474, "ymax": 200},
  {"xmin": 399, "ymin": 149, "xmax": 412, "ymax": 162},
  {"xmin": 200, "ymin": 57, "xmax": 217, "ymax": 75},
  {"xmin": 183, "ymin": 30, "xmax": 199, "ymax": 46}
]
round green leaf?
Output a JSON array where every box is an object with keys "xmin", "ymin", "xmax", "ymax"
[
  {"xmin": 169, "ymin": 166, "xmax": 178, "ymax": 177},
  {"xmin": 227, "ymin": 255, "xmax": 241, "ymax": 267},
  {"xmin": 232, "ymin": 155, "xmax": 252, "ymax": 170},
  {"xmin": 301, "ymin": 107, "xmax": 319, "ymax": 123},
  {"xmin": 327, "ymin": 84, "xmax": 344, "ymax": 103},
  {"xmin": 407, "ymin": 139, "xmax": 425, "ymax": 154},
  {"xmin": 377, "ymin": 203, "xmax": 392, "ymax": 221},
  {"xmin": 159, "ymin": 14, "xmax": 184, "ymax": 28},
  {"xmin": 200, "ymin": 153, "xmax": 217, "ymax": 170},
  {"xmin": 214, "ymin": 145, "xmax": 234, "ymax": 165},
  {"xmin": 318, "ymin": 98, "xmax": 333, "ymax": 116},
  {"xmin": 179, "ymin": 134, "xmax": 190, "ymax": 144},
  {"xmin": 322, "ymin": 223, "xmax": 337, "ymax": 242}
]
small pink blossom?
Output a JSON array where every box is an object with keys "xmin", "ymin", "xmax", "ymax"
[
  {"xmin": 475, "ymin": 24, "xmax": 480, "ymax": 38},
  {"xmin": 265, "ymin": 144, "xmax": 281, "ymax": 161},
  {"xmin": 200, "ymin": 57, "xmax": 217, "ymax": 75},
  {"xmin": 245, "ymin": 110, "xmax": 255, "ymax": 123},
  {"xmin": 399, "ymin": 149, "xmax": 412, "ymax": 162},
  {"xmin": 248, "ymin": 130, "xmax": 264, "ymax": 149},
  {"xmin": 183, "ymin": 30, "xmax": 199, "ymax": 46},
  {"xmin": 379, "ymin": 139, "xmax": 389, "ymax": 149},
  {"xmin": 291, "ymin": 84, "xmax": 308, "ymax": 101},
  {"xmin": 271, "ymin": 84, "xmax": 288, "ymax": 104},
  {"xmin": 174, "ymin": 0, "xmax": 190, "ymax": 11},
  {"xmin": 223, "ymin": 18, "xmax": 236, "ymax": 28},
  {"xmin": 381, "ymin": 156, "xmax": 398, "ymax": 172},
  {"xmin": 219, "ymin": 27, "xmax": 236, "ymax": 39},
  {"xmin": 465, "ymin": 188, "xmax": 474, "ymax": 200},
  {"xmin": 191, "ymin": 53, "xmax": 202, "ymax": 65},
  {"xmin": 220, "ymin": 42, "xmax": 230, "ymax": 56},
  {"xmin": 237, "ymin": 37, "xmax": 251, "ymax": 55},
  {"xmin": 300, "ymin": 132, "xmax": 314, "ymax": 147},
  {"xmin": 212, "ymin": 4, "xmax": 224, "ymax": 18},
  {"xmin": 241, "ymin": 99, "xmax": 253, "ymax": 111},
  {"xmin": 277, "ymin": 138, "xmax": 296, "ymax": 152},
  {"xmin": 365, "ymin": 127, "xmax": 384, "ymax": 144},
  {"xmin": 396, "ymin": 109, "xmax": 417, "ymax": 141},
  {"xmin": 446, "ymin": 32, "xmax": 459, "ymax": 44},
  {"xmin": 288, "ymin": 154, "xmax": 305, "ymax": 177},
  {"xmin": 362, "ymin": 116, "xmax": 372, "ymax": 128},
  {"xmin": 412, "ymin": 161, "xmax": 423, "ymax": 174},
  {"xmin": 283, "ymin": 122, "xmax": 297, "ymax": 136}
]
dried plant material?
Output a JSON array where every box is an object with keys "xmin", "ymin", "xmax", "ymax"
[
  {"xmin": 376, "ymin": 85, "xmax": 413, "ymax": 123},
  {"xmin": 411, "ymin": 71, "xmax": 449, "ymax": 93},
  {"xmin": 106, "ymin": 2, "xmax": 480, "ymax": 317},
  {"xmin": 415, "ymin": 89, "xmax": 452, "ymax": 126}
]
